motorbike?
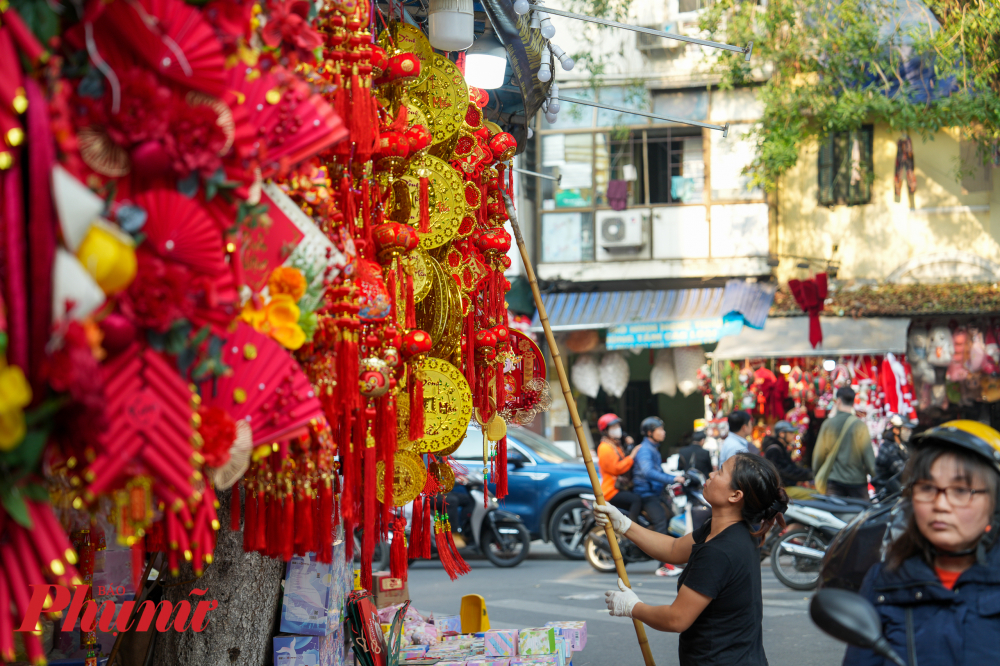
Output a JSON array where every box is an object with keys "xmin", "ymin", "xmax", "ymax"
[
  {"xmin": 416, "ymin": 472, "xmax": 532, "ymax": 568},
  {"xmin": 768, "ymin": 483, "xmax": 900, "ymax": 591},
  {"xmin": 581, "ymin": 470, "xmax": 711, "ymax": 573}
]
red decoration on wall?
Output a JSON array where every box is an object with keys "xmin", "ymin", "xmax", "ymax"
[{"xmin": 788, "ymin": 273, "xmax": 828, "ymax": 348}]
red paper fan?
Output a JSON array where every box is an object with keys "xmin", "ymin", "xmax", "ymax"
[
  {"xmin": 80, "ymin": 344, "xmax": 197, "ymax": 502},
  {"xmin": 201, "ymin": 323, "xmax": 324, "ymax": 446},
  {"xmin": 226, "ymin": 67, "xmax": 347, "ymax": 179},
  {"xmin": 133, "ymin": 187, "xmax": 229, "ymax": 276},
  {"xmin": 96, "ymin": 0, "xmax": 227, "ymax": 97}
]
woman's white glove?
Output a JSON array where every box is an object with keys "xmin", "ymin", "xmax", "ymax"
[
  {"xmin": 593, "ymin": 503, "xmax": 632, "ymax": 536},
  {"xmin": 605, "ymin": 578, "xmax": 641, "ymax": 617}
]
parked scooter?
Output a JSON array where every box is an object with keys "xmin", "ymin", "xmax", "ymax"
[
  {"xmin": 415, "ymin": 472, "xmax": 532, "ymax": 568},
  {"xmin": 581, "ymin": 470, "xmax": 712, "ymax": 573},
  {"xmin": 769, "ymin": 486, "xmax": 898, "ymax": 591}
]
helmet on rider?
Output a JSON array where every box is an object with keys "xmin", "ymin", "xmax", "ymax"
[
  {"xmin": 598, "ymin": 413, "xmax": 623, "ymax": 433},
  {"xmin": 905, "ymin": 420, "xmax": 1000, "ymax": 563},
  {"xmin": 640, "ymin": 416, "xmax": 664, "ymax": 438}
]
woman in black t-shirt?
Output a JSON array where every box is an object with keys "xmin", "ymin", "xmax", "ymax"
[{"xmin": 596, "ymin": 452, "xmax": 788, "ymax": 666}]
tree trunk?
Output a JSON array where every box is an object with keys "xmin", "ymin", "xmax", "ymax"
[{"xmin": 149, "ymin": 487, "xmax": 285, "ymax": 666}]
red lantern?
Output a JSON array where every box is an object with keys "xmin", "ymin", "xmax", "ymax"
[
  {"xmin": 382, "ymin": 53, "xmax": 422, "ymax": 84},
  {"xmin": 372, "ymin": 222, "xmax": 419, "ymax": 264},
  {"xmin": 489, "ymin": 132, "xmax": 517, "ymax": 162},
  {"xmin": 492, "ymin": 324, "xmax": 510, "ymax": 347},
  {"xmin": 404, "ymin": 125, "xmax": 432, "ymax": 153},
  {"xmin": 369, "ymin": 44, "xmax": 388, "ymax": 78}
]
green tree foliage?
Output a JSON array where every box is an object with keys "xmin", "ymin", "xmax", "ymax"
[{"xmin": 700, "ymin": 0, "xmax": 1000, "ymax": 191}]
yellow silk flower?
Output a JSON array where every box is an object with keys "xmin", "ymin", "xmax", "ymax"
[
  {"xmin": 268, "ymin": 266, "xmax": 307, "ymax": 302},
  {"xmin": 0, "ymin": 364, "xmax": 32, "ymax": 451},
  {"xmin": 266, "ymin": 294, "xmax": 305, "ymax": 350}
]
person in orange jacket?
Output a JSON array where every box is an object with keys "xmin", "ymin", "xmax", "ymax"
[{"xmin": 597, "ymin": 413, "xmax": 642, "ymax": 521}]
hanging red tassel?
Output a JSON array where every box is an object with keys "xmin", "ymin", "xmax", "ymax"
[
  {"xmin": 419, "ymin": 174, "xmax": 430, "ymax": 233},
  {"xmin": 361, "ymin": 429, "xmax": 377, "ymax": 593},
  {"xmin": 408, "ymin": 366, "xmax": 425, "ymax": 441},
  {"xmin": 319, "ymin": 476, "xmax": 334, "ymax": 563},
  {"xmin": 405, "ymin": 272, "xmax": 416, "ymax": 329},
  {"xmin": 496, "ymin": 438, "xmax": 508, "ymax": 499},
  {"xmin": 282, "ymin": 491, "xmax": 295, "ymax": 561},
  {"xmin": 421, "ymin": 495, "xmax": 433, "ymax": 560},
  {"xmin": 243, "ymin": 485, "xmax": 256, "ymax": 552},
  {"xmin": 390, "ymin": 514, "xmax": 409, "ymax": 582},
  {"xmin": 434, "ymin": 513, "xmax": 456, "ymax": 580},
  {"xmin": 378, "ymin": 395, "xmax": 397, "ymax": 533},
  {"xmin": 409, "ymin": 493, "xmax": 424, "ymax": 559},
  {"xmin": 444, "ymin": 519, "xmax": 470, "ymax": 576},
  {"xmin": 231, "ymin": 482, "xmax": 242, "ymax": 531},
  {"xmin": 255, "ymin": 487, "xmax": 267, "ymax": 553}
]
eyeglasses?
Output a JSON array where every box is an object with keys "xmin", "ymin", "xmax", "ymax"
[{"xmin": 911, "ymin": 482, "xmax": 990, "ymax": 507}]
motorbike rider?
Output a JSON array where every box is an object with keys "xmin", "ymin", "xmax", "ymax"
[
  {"xmin": 872, "ymin": 414, "xmax": 915, "ymax": 496},
  {"xmin": 762, "ymin": 420, "xmax": 814, "ymax": 499},
  {"xmin": 633, "ymin": 416, "xmax": 684, "ymax": 576},
  {"xmin": 845, "ymin": 420, "xmax": 1000, "ymax": 666},
  {"xmin": 597, "ymin": 413, "xmax": 643, "ymax": 522},
  {"xmin": 678, "ymin": 431, "xmax": 714, "ymax": 478}
]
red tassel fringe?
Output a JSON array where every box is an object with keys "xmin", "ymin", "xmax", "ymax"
[
  {"xmin": 408, "ymin": 494, "xmax": 424, "ymax": 559},
  {"xmin": 408, "ymin": 368, "xmax": 425, "ymax": 441},
  {"xmin": 390, "ymin": 514, "xmax": 408, "ymax": 582}
]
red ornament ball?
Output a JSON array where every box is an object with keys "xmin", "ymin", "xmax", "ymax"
[{"xmin": 402, "ymin": 329, "xmax": 433, "ymax": 357}]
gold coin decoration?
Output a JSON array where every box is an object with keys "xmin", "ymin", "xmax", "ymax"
[
  {"xmin": 409, "ymin": 248, "xmax": 432, "ymax": 303},
  {"xmin": 487, "ymin": 414, "xmax": 508, "ymax": 441},
  {"xmin": 397, "ymin": 357, "xmax": 473, "ymax": 453},
  {"xmin": 388, "ymin": 153, "xmax": 464, "ymax": 250},
  {"xmin": 430, "ymin": 459, "xmax": 455, "ymax": 494},
  {"xmin": 376, "ymin": 449, "xmax": 427, "ymax": 506},
  {"xmin": 411, "ymin": 54, "xmax": 468, "ymax": 151},
  {"xmin": 415, "ymin": 255, "xmax": 463, "ymax": 359}
]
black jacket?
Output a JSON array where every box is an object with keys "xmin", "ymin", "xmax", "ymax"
[
  {"xmin": 762, "ymin": 436, "xmax": 813, "ymax": 486},
  {"xmin": 677, "ymin": 444, "xmax": 713, "ymax": 477},
  {"xmin": 873, "ymin": 436, "xmax": 908, "ymax": 495}
]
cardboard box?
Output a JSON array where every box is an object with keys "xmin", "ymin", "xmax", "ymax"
[
  {"xmin": 280, "ymin": 556, "xmax": 335, "ymax": 636},
  {"xmin": 517, "ymin": 628, "xmax": 556, "ymax": 656},
  {"xmin": 372, "ymin": 571, "xmax": 410, "ymax": 609},
  {"xmin": 434, "ymin": 613, "xmax": 462, "ymax": 635},
  {"xmin": 273, "ymin": 631, "xmax": 344, "ymax": 666},
  {"xmin": 544, "ymin": 621, "xmax": 587, "ymax": 652},
  {"xmin": 485, "ymin": 629, "xmax": 518, "ymax": 656}
]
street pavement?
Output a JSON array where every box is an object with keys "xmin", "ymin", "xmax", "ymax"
[{"xmin": 405, "ymin": 542, "xmax": 846, "ymax": 666}]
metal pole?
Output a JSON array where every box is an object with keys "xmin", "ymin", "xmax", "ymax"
[
  {"xmin": 512, "ymin": 167, "xmax": 560, "ymax": 182},
  {"xmin": 560, "ymin": 96, "xmax": 729, "ymax": 136},
  {"xmin": 539, "ymin": 6, "xmax": 753, "ymax": 61},
  {"xmin": 501, "ymin": 191, "xmax": 656, "ymax": 666}
]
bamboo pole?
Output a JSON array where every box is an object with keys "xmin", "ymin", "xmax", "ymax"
[{"xmin": 501, "ymin": 192, "xmax": 656, "ymax": 666}]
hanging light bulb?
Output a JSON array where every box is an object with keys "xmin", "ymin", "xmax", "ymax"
[
  {"xmin": 539, "ymin": 13, "xmax": 556, "ymax": 39},
  {"xmin": 513, "ymin": 0, "xmax": 531, "ymax": 15},
  {"xmin": 537, "ymin": 45, "xmax": 552, "ymax": 82},
  {"xmin": 527, "ymin": 126, "xmax": 534, "ymax": 139},
  {"xmin": 550, "ymin": 43, "xmax": 575, "ymax": 71},
  {"xmin": 545, "ymin": 110, "xmax": 558, "ymax": 123},
  {"xmin": 428, "ymin": 0, "xmax": 475, "ymax": 51},
  {"xmin": 530, "ymin": 10, "xmax": 540, "ymax": 31},
  {"xmin": 465, "ymin": 26, "xmax": 508, "ymax": 89},
  {"xmin": 548, "ymin": 83, "xmax": 560, "ymax": 113}
]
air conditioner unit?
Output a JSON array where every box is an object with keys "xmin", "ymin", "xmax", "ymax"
[
  {"xmin": 597, "ymin": 209, "xmax": 645, "ymax": 249},
  {"xmin": 636, "ymin": 25, "xmax": 684, "ymax": 57}
]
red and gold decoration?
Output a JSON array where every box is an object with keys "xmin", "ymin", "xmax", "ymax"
[{"xmin": 0, "ymin": 0, "xmax": 548, "ymax": 659}]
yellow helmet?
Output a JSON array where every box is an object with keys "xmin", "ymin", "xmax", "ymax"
[{"xmin": 912, "ymin": 420, "xmax": 1000, "ymax": 475}]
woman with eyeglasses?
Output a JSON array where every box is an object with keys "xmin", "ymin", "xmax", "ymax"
[{"xmin": 845, "ymin": 420, "xmax": 1000, "ymax": 666}]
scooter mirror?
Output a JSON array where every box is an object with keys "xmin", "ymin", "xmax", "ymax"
[{"xmin": 809, "ymin": 589, "xmax": 906, "ymax": 666}]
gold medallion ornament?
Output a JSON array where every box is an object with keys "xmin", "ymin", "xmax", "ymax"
[
  {"xmin": 376, "ymin": 449, "xmax": 427, "ymax": 506},
  {"xmin": 410, "ymin": 54, "xmax": 469, "ymax": 154},
  {"xmin": 388, "ymin": 153, "xmax": 464, "ymax": 249},
  {"xmin": 397, "ymin": 357, "xmax": 473, "ymax": 452},
  {"xmin": 415, "ymin": 255, "xmax": 463, "ymax": 358},
  {"xmin": 429, "ymin": 459, "xmax": 455, "ymax": 494},
  {"xmin": 409, "ymin": 248, "xmax": 432, "ymax": 303}
]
